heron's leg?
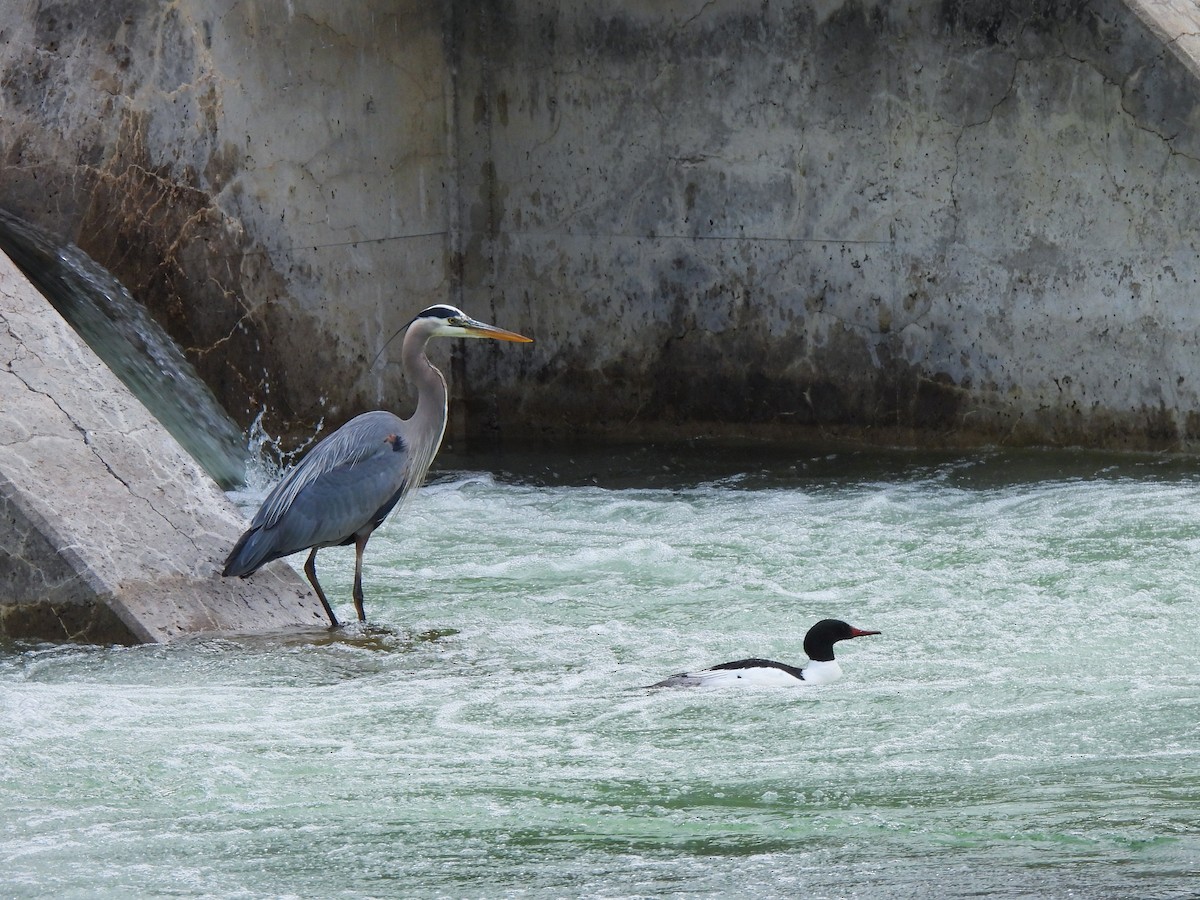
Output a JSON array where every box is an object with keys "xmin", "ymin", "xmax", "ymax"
[
  {"xmin": 304, "ymin": 547, "xmax": 339, "ymax": 628},
  {"xmin": 352, "ymin": 534, "xmax": 370, "ymax": 623}
]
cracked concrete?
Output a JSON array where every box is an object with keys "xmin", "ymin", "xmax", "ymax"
[
  {"xmin": 1127, "ymin": 0, "xmax": 1200, "ymax": 82},
  {"xmin": 0, "ymin": 251, "xmax": 329, "ymax": 643}
]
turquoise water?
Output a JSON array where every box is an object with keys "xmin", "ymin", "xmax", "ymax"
[{"xmin": 3, "ymin": 447, "xmax": 1198, "ymax": 898}]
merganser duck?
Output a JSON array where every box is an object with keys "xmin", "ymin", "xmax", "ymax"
[{"xmin": 648, "ymin": 619, "xmax": 880, "ymax": 688}]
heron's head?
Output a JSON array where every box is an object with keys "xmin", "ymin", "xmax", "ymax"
[
  {"xmin": 411, "ymin": 305, "xmax": 533, "ymax": 343},
  {"xmin": 371, "ymin": 305, "xmax": 532, "ymax": 370}
]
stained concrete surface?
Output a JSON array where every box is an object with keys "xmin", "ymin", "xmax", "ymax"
[
  {"xmin": 1, "ymin": 0, "xmax": 1200, "ymax": 453},
  {"xmin": 0, "ymin": 0, "xmax": 452, "ymax": 442},
  {"xmin": 1, "ymin": 251, "xmax": 328, "ymax": 643},
  {"xmin": 456, "ymin": 0, "xmax": 1200, "ymax": 449}
]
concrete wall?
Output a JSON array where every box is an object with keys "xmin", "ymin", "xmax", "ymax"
[
  {"xmin": 455, "ymin": 0, "xmax": 1200, "ymax": 449},
  {"xmin": 4, "ymin": 1, "xmax": 1200, "ymax": 451},
  {"xmin": 0, "ymin": 0, "xmax": 453, "ymax": 442}
]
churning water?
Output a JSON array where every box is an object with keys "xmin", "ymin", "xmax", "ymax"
[{"xmin": 2, "ymin": 445, "xmax": 1198, "ymax": 898}]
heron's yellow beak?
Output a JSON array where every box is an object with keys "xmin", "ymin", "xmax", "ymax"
[{"xmin": 462, "ymin": 320, "xmax": 533, "ymax": 342}]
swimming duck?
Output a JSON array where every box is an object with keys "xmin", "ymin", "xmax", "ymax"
[{"xmin": 648, "ymin": 619, "xmax": 880, "ymax": 688}]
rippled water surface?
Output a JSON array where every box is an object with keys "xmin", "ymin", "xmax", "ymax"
[{"xmin": 3, "ymin": 446, "xmax": 1198, "ymax": 898}]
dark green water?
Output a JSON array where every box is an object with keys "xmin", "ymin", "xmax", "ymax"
[{"xmin": 3, "ymin": 448, "xmax": 1198, "ymax": 898}]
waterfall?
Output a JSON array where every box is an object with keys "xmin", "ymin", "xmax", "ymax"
[{"xmin": 0, "ymin": 208, "xmax": 249, "ymax": 489}]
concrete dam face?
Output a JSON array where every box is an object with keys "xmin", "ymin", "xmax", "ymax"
[
  {"xmin": 2, "ymin": 1, "xmax": 1200, "ymax": 642},
  {"xmin": 3, "ymin": 1, "xmax": 1200, "ymax": 450}
]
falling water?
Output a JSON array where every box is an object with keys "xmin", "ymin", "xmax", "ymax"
[{"xmin": 0, "ymin": 208, "xmax": 249, "ymax": 488}]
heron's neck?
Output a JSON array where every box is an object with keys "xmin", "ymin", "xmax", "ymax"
[{"xmin": 401, "ymin": 326, "xmax": 450, "ymax": 468}]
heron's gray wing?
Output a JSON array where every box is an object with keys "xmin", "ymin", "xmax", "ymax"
[
  {"xmin": 251, "ymin": 411, "xmax": 408, "ymax": 531},
  {"xmin": 256, "ymin": 452, "xmax": 411, "ymax": 557}
]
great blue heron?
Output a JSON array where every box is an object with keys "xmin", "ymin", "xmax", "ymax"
[
  {"xmin": 647, "ymin": 619, "xmax": 880, "ymax": 688},
  {"xmin": 222, "ymin": 305, "xmax": 532, "ymax": 626}
]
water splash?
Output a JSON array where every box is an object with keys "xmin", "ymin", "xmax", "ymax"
[
  {"xmin": 224, "ymin": 409, "xmax": 328, "ymax": 517},
  {"xmin": 0, "ymin": 208, "xmax": 249, "ymax": 488},
  {"xmin": 242, "ymin": 408, "xmax": 324, "ymax": 491}
]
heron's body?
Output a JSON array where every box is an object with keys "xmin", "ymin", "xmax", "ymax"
[
  {"xmin": 648, "ymin": 619, "xmax": 879, "ymax": 689},
  {"xmin": 222, "ymin": 410, "xmax": 419, "ymax": 574},
  {"xmin": 222, "ymin": 306, "xmax": 531, "ymax": 626}
]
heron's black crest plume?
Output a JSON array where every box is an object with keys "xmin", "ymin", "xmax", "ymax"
[
  {"xmin": 418, "ymin": 305, "xmax": 461, "ymax": 319},
  {"xmin": 369, "ymin": 305, "xmax": 462, "ymax": 370}
]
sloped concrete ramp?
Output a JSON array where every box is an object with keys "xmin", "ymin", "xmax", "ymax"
[
  {"xmin": 0, "ymin": 250, "xmax": 328, "ymax": 643},
  {"xmin": 1127, "ymin": 0, "xmax": 1200, "ymax": 83}
]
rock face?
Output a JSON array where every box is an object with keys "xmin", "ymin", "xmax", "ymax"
[
  {"xmin": 2, "ymin": 0, "xmax": 1200, "ymax": 453},
  {"xmin": 1, "ymin": 252, "xmax": 329, "ymax": 643}
]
